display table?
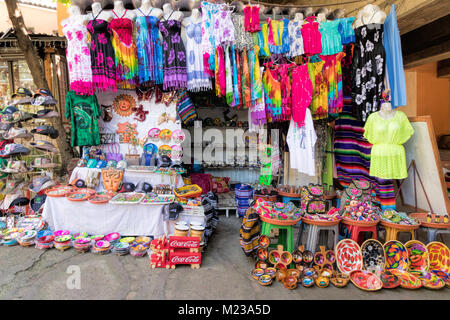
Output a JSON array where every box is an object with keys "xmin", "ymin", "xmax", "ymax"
[
  {"xmin": 42, "ymin": 196, "xmax": 205, "ymax": 237},
  {"xmin": 70, "ymin": 167, "xmax": 184, "ymax": 192}
]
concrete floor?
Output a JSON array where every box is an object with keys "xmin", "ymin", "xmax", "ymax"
[{"xmin": 0, "ymin": 216, "xmax": 449, "ymax": 300}]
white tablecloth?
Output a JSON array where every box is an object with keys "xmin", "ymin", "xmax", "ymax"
[
  {"xmin": 42, "ymin": 197, "xmax": 205, "ymax": 237},
  {"xmin": 70, "ymin": 167, "xmax": 184, "ymax": 192}
]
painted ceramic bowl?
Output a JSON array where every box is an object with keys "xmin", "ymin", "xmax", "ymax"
[
  {"xmin": 302, "ymin": 276, "xmax": 315, "ymax": 288},
  {"xmin": 303, "ymin": 268, "xmax": 317, "ymax": 278},
  {"xmin": 315, "ymin": 276, "xmax": 330, "ymax": 288},
  {"xmin": 258, "ymin": 274, "xmax": 273, "ymax": 286},
  {"xmin": 255, "ymin": 260, "xmax": 268, "ymax": 270},
  {"xmin": 384, "ymin": 240, "xmax": 409, "ymax": 272},
  {"xmin": 120, "ymin": 237, "xmax": 135, "ymax": 244},
  {"xmin": 258, "ymin": 235, "xmax": 270, "ymax": 249},
  {"xmin": 105, "ymin": 232, "xmax": 120, "ymax": 242},
  {"xmin": 380, "ymin": 270, "xmax": 401, "ymax": 289},
  {"xmin": 265, "ymin": 267, "xmax": 277, "ymax": 278},
  {"xmin": 274, "ymin": 262, "xmax": 287, "ymax": 270},
  {"xmin": 252, "ymin": 268, "xmax": 265, "ymax": 280},
  {"xmin": 283, "ymin": 275, "xmax": 298, "ymax": 289},
  {"xmin": 286, "ymin": 268, "xmax": 301, "ymax": 280},
  {"xmin": 302, "ymin": 250, "xmax": 314, "ymax": 265},
  {"xmin": 53, "ymin": 230, "xmax": 70, "ymax": 237},
  {"xmin": 257, "ymin": 248, "xmax": 268, "ymax": 261},
  {"xmin": 275, "ymin": 269, "xmax": 287, "ymax": 282}
]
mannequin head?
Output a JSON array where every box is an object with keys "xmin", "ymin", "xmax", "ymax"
[
  {"xmin": 294, "ymin": 12, "xmax": 304, "ymax": 21},
  {"xmin": 68, "ymin": 5, "xmax": 82, "ymax": 16}
]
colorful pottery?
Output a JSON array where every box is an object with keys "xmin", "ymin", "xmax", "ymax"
[
  {"xmin": 275, "ymin": 269, "xmax": 287, "ymax": 282},
  {"xmin": 405, "ymin": 240, "xmax": 429, "ymax": 272},
  {"xmin": 302, "ymin": 276, "xmax": 314, "ymax": 287},
  {"xmin": 315, "ymin": 276, "xmax": 330, "ymax": 288},
  {"xmin": 258, "ymin": 274, "xmax": 273, "ymax": 286},
  {"xmin": 257, "ymin": 248, "xmax": 268, "ymax": 261},
  {"xmin": 258, "ymin": 235, "xmax": 270, "ymax": 249},
  {"xmin": 104, "ymin": 232, "xmax": 120, "ymax": 242},
  {"xmin": 389, "ymin": 269, "xmax": 423, "ymax": 289},
  {"xmin": 410, "ymin": 270, "xmax": 445, "ymax": 290},
  {"xmin": 361, "ymin": 239, "xmax": 385, "ymax": 274},
  {"xmin": 255, "ymin": 260, "xmax": 268, "ymax": 270},
  {"xmin": 252, "ymin": 268, "xmax": 265, "ymax": 280},
  {"xmin": 379, "ymin": 270, "xmax": 401, "ymax": 289},
  {"xmin": 283, "ymin": 275, "xmax": 298, "ymax": 289},
  {"xmin": 53, "ymin": 230, "xmax": 70, "ymax": 237},
  {"xmin": 335, "ymin": 239, "xmax": 363, "ymax": 274},
  {"xmin": 384, "ymin": 240, "xmax": 409, "ymax": 272},
  {"xmin": 426, "ymin": 242, "xmax": 450, "ymax": 273},
  {"xmin": 349, "ymin": 270, "xmax": 383, "ymax": 291},
  {"xmin": 66, "ymin": 191, "xmax": 90, "ymax": 201},
  {"xmin": 331, "ymin": 272, "xmax": 350, "ymax": 288},
  {"xmin": 113, "ymin": 94, "xmax": 136, "ymax": 117},
  {"xmin": 265, "ymin": 267, "xmax": 277, "ymax": 278}
]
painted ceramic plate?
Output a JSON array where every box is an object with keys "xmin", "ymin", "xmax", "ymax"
[
  {"xmin": 426, "ymin": 242, "xmax": 450, "ymax": 273},
  {"xmin": 349, "ymin": 270, "xmax": 383, "ymax": 291},
  {"xmin": 410, "ymin": 270, "xmax": 445, "ymax": 290},
  {"xmin": 88, "ymin": 194, "xmax": 112, "ymax": 204},
  {"xmin": 148, "ymin": 128, "xmax": 161, "ymax": 139},
  {"xmin": 405, "ymin": 240, "xmax": 429, "ymax": 272},
  {"xmin": 171, "ymin": 129, "xmax": 185, "ymax": 144},
  {"xmin": 335, "ymin": 239, "xmax": 363, "ymax": 274},
  {"xmin": 384, "ymin": 240, "xmax": 409, "ymax": 272},
  {"xmin": 379, "ymin": 270, "xmax": 401, "ymax": 289},
  {"xmin": 158, "ymin": 145, "xmax": 172, "ymax": 157},
  {"xmin": 361, "ymin": 239, "xmax": 385, "ymax": 274},
  {"xmin": 159, "ymin": 129, "xmax": 172, "ymax": 141},
  {"xmin": 66, "ymin": 191, "xmax": 89, "ymax": 201},
  {"xmin": 142, "ymin": 143, "xmax": 158, "ymax": 155},
  {"xmin": 46, "ymin": 187, "xmax": 74, "ymax": 197},
  {"xmin": 389, "ymin": 269, "xmax": 423, "ymax": 289}
]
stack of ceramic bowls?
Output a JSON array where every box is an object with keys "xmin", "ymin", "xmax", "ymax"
[
  {"xmin": 120, "ymin": 237, "xmax": 135, "ymax": 245},
  {"xmin": 73, "ymin": 237, "xmax": 91, "ymax": 253},
  {"xmin": 36, "ymin": 235, "xmax": 55, "ymax": 249},
  {"xmin": 135, "ymin": 236, "xmax": 152, "ymax": 247},
  {"xmin": 130, "ymin": 243, "xmax": 148, "ymax": 257},
  {"xmin": 18, "ymin": 230, "xmax": 37, "ymax": 247},
  {"xmin": 53, "ymin": 235, "xmax": 72, "ymax": 251},
  {"xmin": 2, "ymin": 233, "xmax": 19, "ymax": 246},
  {"xmin": 111, "ymin": 241, "xmax": 130, "ymax": 256},
  {"xmin": 90, "ymin": 235, "xmax": 104, "ymax": 245},
  {"xmin": 54, "ymin": 230, "xmax": 70, "ymax": 237},
  {"xmin": 104, "ymin": 232, "xmax": 120, "ymax": 245},
  {"xmin": 91, "ymin": 240, "xmax": 111, "ymax": 254},
  {"xmin": 72, "ymin": 232, "xmax": 89, "ymax": 240}
]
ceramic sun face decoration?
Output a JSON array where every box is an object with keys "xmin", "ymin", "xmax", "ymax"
[{"xmin": 113, "ymin": 94, "xmax": 136, "ymax": 117}]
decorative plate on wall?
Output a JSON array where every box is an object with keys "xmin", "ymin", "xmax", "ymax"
[{"xmin": 335, "ymin": 239, "xmax": 363, "ymax": 274}]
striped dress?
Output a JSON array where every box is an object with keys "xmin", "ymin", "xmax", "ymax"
[{"xmin": 334, "ymin": 103, "xmax": 395, "ymax": 209}]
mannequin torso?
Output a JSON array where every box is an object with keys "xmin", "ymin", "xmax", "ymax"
[
  {"xmin": 294, "ymin": 12, "xmax": 304, "ymax": 22},
  {"xmin": 113, "ymin": 1, "xmax": 137, "ymax": 20},
  {"xmin": 134, "ymin": 0, "xmax": 162, "ymax": 19},
  {"xmin": 354, "ymin": 4, "xmax": 386, "ymax": 28},
  {"xmin": 162, "ymin": 3, "xmax": 184, "ymax": 22},
  {"xmin": 90, "ymin": 2, "xmax": 113, "ymax": 22},
  {"xmin": 61, "ymin": 5, "xmax": 90, "ymax": 26},
  {"xmin": 378, "ymin": 102, "xmax": 396, "ymax": 119},
  {"xmin": 188, "ymin": 8, "xmax": 202, "ymax": 24}
]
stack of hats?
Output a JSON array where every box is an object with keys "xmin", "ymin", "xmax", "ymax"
[
  {"xmin": 53, "ymin": 235, "xmax": 71, "ymax": 250},
  {"xmin": 91, "ymin": 240, "xmax": 111, "ymax": 254},
  {"xmin": 235, "ymin": 184, "xmax": 254, "ymax": 217},
  {"xmin": 73, "ymin": 237, "xmax": 91, "ymax": 253},
  {"xmin": 36, "ymin": 235, "xmax": 55, "ymax": 249},
  {"xmin": 111, "ymin": 242, "xmax": 130, "ymax": 256},
  {"xmin": 17, "ymin": 230, "xmax": 37, "ymax": 247}
]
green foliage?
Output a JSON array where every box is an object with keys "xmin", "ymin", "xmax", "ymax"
[{"xmin": 53, "ymin": 0, "xmax": 71, "ymax": 5}]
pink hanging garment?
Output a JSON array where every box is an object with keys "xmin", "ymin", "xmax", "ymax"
[
  {"xmin": 251, "ymin": 6, "xmax": 261, "ymax": 32},
  {"xmin": 217, "ymin": 46, "xmax": 226, "ymax": 98},
  {"xmin": 301, "ymin": 16, "xmax": 322, "ymax": 56},
  {"xmin": 291, "ymin": 64, "xmax": 313, "ymax": 127},
  {"xmin": 243, "ymin": 6, "xmax": 252, "ymax": 32}
]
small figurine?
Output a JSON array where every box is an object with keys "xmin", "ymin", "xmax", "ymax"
[
  {"xmin": 444, "ymin": 215, "xmax": 449, "ymax": 224},
  {"xmin": 427, "ymin": 213, "xmax": 432, "ymax": 223}
]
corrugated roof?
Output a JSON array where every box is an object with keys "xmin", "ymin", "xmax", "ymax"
[{"xmin": 18, "ymin": 0, "xmax": 57, "ymax": 10}]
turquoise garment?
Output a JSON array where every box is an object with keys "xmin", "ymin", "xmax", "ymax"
[
  {"xmin": 384, "ymin": 5, "xmax": 407, "ymax": 108},
  {"xmin": 135, "ymin": 14, "xmax": 163, "ymax": 85},
  {"xmin": 338, "ymin": 17, "xmax": 356, "ymax": 44},
  {"xmin": 319, "ymin": 20, "xmax": 342, "ymax": 56}
]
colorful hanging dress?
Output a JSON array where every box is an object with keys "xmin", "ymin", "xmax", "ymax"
[
  {"xmin": 263, "ymin": 67, "xmax": 282, "ymax": 122},
  {"xmin": 62, "ymin": 20, "xmax": 93, "ymax": 95},
  {"xmin": 301, "ymin": 16, "xmax": 322, "ymax": 56},
  {"xmin": 287, "ymin": 20, "xmax": 305, "ymax": 58},
  {"xmin": 135, "ymin": 9, "xmax": 163, "ymax": 86},
  {"xmin": 267, "ymin": 18, "xmax": 290, "ymax": 55},
  {"xmin": 352, "ymin": 24, "xmax": 386, "ymax": 122},
  {"xmin": 308, "ymin": 61, "xmax": 328, "ymax": 120},
  {"xmin": 291, "ymin": 64, "xmax": 313, "ymax": 127},
  {"xmin": 159, "ymin": 12, "xmax": 187, "ymax": 91},
  {"xmin": 201, "ymin": 1, "xmax": 221, "ymax": 76},
  {"xmin": 186, "ymin": 21, "xmax": 212, "ymax": 92},
  {"xmin": 319, "ymin": 20, "xmax": 343, "ymax": 56},
  {"xmin": 87, "ymin": 12, "xmax": 116, "ymax": 92},
  {"xmin": 110, "ymin": 10, "xmax": 138, "ymax": 89}
]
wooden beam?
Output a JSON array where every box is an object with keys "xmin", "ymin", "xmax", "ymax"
[
  {"xmin": 402, "ymin": 15, "xmax": 450, "ymax": 68},
  {"xmin": 397, "ymin": 0, "xmax": 450, "ymax": 34},
  {"xmin": 403, "ymin": 39, "xmax": 450, "ymax": 69},
  {"xmin": 437, "ymin": 59, "xmax": 450, "ymax": 78}
]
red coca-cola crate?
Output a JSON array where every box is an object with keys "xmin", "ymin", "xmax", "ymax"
[
  {"xmin": 168, "ymin": 251, "xmax": 201, "ymax": 269},
  {"xmin": 168, "ymin": 236, "xmax": 200, "ymax": 249}
]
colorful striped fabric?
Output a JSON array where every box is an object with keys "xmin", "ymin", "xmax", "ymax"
[
  {"xmin": 334, "ymin": 103, "xmax": 396, "ymax": 210},
  {"xmin": 176, "ymin": 90, "xmax": 197, "ymax": 125}
]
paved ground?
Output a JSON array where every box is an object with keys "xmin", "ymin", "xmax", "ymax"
[{"xmin": 0, "ymin": 216, "xmax": 449, "ymax": 300}]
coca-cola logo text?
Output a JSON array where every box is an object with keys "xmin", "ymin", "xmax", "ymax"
[
  {"xmin": 169, "ymin": 240, "xmax": 199, "ymax": 248},
  {"xmin": 170, "ymin": 255, "xmax": 200, "ymax": 264}
]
